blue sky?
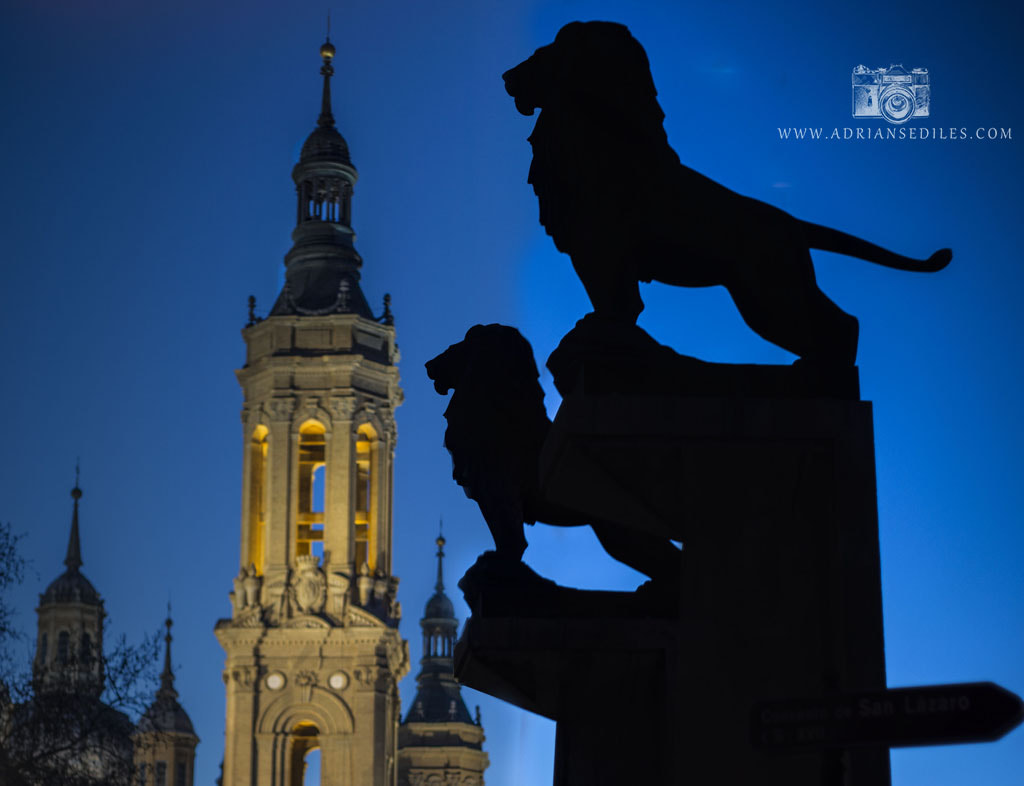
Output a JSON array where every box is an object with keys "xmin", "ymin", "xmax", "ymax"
[{"xmin": 1, "ymin": 1, "xmax": 1021, "ymax": 784}]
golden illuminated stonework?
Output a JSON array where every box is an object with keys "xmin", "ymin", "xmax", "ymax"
[{"xmin": 215, "ymin": 37, "xmax": 407, "ymax": 786}]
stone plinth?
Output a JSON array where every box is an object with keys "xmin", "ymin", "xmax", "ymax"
[{"xmin": 455, "ymin": 570, "xmax": 677, "ymax": 784}]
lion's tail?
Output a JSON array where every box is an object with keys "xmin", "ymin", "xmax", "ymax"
[{"xmin": 800, "ymin": 220, "xmax": 952, "ymax": 272}]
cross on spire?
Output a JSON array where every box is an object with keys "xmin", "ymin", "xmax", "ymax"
[
  {"xmin": 435, "ymin": 520, "xmax": 446, "ymax": 594},
  {"xmin": 158, "ymin": 604, "xmax": 179, "ymax": 700},
  {"xmin": 65, "ymin": 471, "xmax": 83, "ymax": 572},
  {"xmin": 318, "ymin": 33, "xmax": 337, "ymax": 128}
]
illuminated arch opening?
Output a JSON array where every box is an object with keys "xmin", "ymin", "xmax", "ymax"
[
  {"xmin": 354, "ymin": 423, "xmax": 378, "ymax": 572},
  {"xmin": 298, "ymin": 421, "xmax": 326, "ymax": 558},
  {"xmin": 248, "ymin": 425, "xmax": 269, "ymax": 573},
  {"xmin": 289, "ymin": 722, "xmax": 320, "ymax": 786}
]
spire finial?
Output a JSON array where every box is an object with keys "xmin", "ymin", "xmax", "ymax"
[
  {"xmin": 318, "ymin": 28, "xmax": 337, "ymax": 128},
  {"xmin": 158, "ymin": 603, "xmax": 178, "ymax": 700},
  {"xmin": 65, "ymin": 468, "xmax": 83, "ymax": 572},
  {"xmin": 435, "ymin": 520, "xmax": 446, "ymax": 593}
]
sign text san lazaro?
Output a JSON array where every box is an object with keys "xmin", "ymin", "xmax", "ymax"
[{"xmin": 753, "ymin": 682, "xmax": 1023, "ymax": 751}]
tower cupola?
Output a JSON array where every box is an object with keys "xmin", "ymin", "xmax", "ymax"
[
  {"xmin": 398, "ymin": 530, "xmax": 489, "ymax": 785},
  {"xmin": 404, "ymin": 529, "xmax": 473, "ymax": 724},
  {"xmin": 271, "ymin": 35, "xmax": 373, "ymax": 319}
]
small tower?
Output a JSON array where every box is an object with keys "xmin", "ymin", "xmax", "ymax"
[
  {"xmin": 398, "ymin": 531, "xmax": 489, "ymax": 786},
  {"xmin": 28, "ymin": 480, "xmax": 134, "ymax": 783},
  {"xmin": 135, "ymin": 611, "xmax": 199, "ymax": 786},
  {"xmin": 216, "ymin": 35, "xmax": 407, "ymax": 786},
  {"xmin": 35, "ymin": 481, "xmax": 104, "ymax": 695}
]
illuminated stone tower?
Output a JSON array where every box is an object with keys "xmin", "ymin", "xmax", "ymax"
[
  {"xmin": 215, "ymin": 36, "xmax": 408, "ymax": 786},
  {"xmin": 398, "ymin": 532, "xmax": 489, "ymax": 786}
]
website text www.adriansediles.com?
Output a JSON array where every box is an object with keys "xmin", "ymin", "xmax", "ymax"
[{"xmin": 778, "ymin": 127, "xmax": 1012, "ymax": 141}]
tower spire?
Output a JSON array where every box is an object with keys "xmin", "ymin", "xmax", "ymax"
[
  {"xmin": 318, "ymin": 34, "xmax": 336, "ymax": 128},
  {"xmin": 270, "ymin": 32, "xmax": 370, "ymax": 318},
  {"xmin": 65, "ymin": 473, "xmax": 83, "ymax": 572},
  {"xmin": 159, "ymin": 605, "xmax": 178, "ymax": 700},
  {"xmin": 399, "ymin": 530, "xmax": 489, "ymax": 785},
  {"xmin": 435, "ymin": 521, "xmax": 445, "ymax": 593}
]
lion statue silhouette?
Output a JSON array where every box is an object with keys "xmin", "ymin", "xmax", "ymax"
[
  {"xmin": 426, "ymin": 323, "xmax": 681, "ymax": 586},
  {"xmin": 503, "ymin": 21, "xmax": 952, "ymax": 365}
]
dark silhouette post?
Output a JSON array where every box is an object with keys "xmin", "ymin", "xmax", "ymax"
[{"xmin": 429, "ymin": 320, "xmax": 888, "ymax": 785}]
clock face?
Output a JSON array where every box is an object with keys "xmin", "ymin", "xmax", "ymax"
[
  {"xmin": 266, "ymin": 672, "xmax": 285, "ymax": 690},
  {"xmin": 328, "ymin": 671, "xmax": 349, "ymax": 690}
]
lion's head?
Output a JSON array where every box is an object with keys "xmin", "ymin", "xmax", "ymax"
[
  {"xmin": 503, "ymin": 23, "xmax": 675, "ymax": 257},
  {"xmin": 425, "ymin": 324, "xmax": 550, "ymax": 508},
  {"xmin": 502, "ymin": 21, "xmax": 663, "ymax": 126}
]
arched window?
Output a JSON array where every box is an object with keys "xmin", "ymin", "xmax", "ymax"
[
  {"xmin": 342, "ymin": 182, "xmax": 352, "ymax": 225},
  {"xmin": 39, "ymin": 633, "xmax": 47, "ymax": 664},
  {"xmin": 354, "ymin": 424, "xmax": 377, "ymax": 572},
  {"xmin": 248, "ymin": 425, "xmax": 269, "ymax": 572},
  {"xmin": 80, "ymin": 632, "xmax": 92, "ymax": 664},
  {"xmin": 297, "ymin": 421, "xmax": 326, "ymax": 558},
  {"xmin": 57, "ymin": 631, "xmax": 69, "ymax": 664}
]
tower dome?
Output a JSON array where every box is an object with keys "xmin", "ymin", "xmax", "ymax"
[
  {"xmin": 40, "ymin": 567, "xmax": 101, "ymax": 606},
  {"xmin": 300, "ymin": 124, "xmax": 352, "ymax": 165},
  {"xmin": 424, "ymin": 591, "xmax": 455, "ymax": 620}
]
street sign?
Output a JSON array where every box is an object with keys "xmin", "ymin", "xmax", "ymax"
[{"xmin": 752, "ymin": 682, "xmax": 1023, "ymax": 751}]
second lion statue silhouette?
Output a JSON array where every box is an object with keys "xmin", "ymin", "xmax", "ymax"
[
  {"xmin": 503, "ymin": 21, "xmax": 952, "ymax": 365},
  {"xmin": 426, "ymin": 324, "xmax": 681, "ymax": 583}
]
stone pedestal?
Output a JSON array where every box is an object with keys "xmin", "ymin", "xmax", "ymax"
[
  {"xmin": 544, "ymin": 389, "xmax": 890, "ymax": 784},
  {"xmin": 456, "ymin": 344, "xmax": 891, "ymax": 784},
  {"xmin": 455, "ymin": 573, "xmax": 678, "ymax": 784}
]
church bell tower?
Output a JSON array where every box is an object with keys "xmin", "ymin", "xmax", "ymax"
[{"xmin": 215, "ymin": 36, "xmax": 408, "ymax": 786}]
